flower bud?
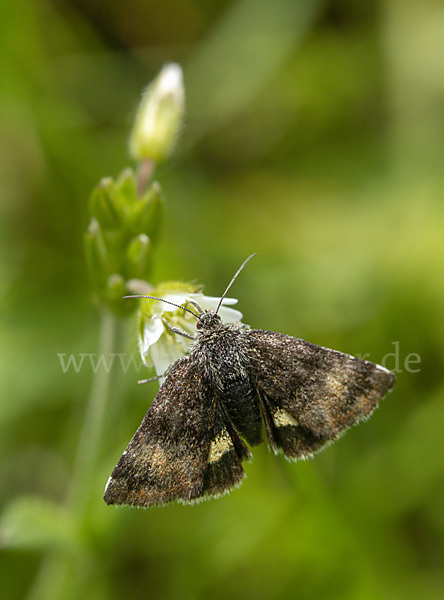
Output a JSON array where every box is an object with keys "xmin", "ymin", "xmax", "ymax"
[
  {"xmin": 85, "ymin": 170, "xmax": 163, "ymax": 315},
  {"xmin": 104, "ymin": 274, "xmax": 134, "ymax": 317},
  {"xmin": 125, "ymin": 234, "xmax": 153, "ymax": 280},
  {"xmin": 129, "ymin": 63, "xmax": 185, "ymax": 163},
  {"xmin": 105, "ymin": 273, "xmax": 127, "ymax": 302}
]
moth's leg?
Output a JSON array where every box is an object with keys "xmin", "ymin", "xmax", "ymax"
[
  {"xmin": 138, "ymin": 362, "xmax": 175, "ymax": 385},
  {"xmin": 161, "ymin": 316, "xmax": 195, "ymax": 340},
  {"xmin": 138, "ymin": 374, "xmax": 162, "ymax": 385}
]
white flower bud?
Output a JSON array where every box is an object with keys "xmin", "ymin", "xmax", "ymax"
[{"xmin": 129, "ymin": 63, "xmax": 185, "ymax": 163}]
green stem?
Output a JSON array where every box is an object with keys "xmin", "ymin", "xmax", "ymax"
[
  {"xmin": 137, "ymin": 158, "xmax": 155, "ymax": 195},
  {"xmin": 27, "ymin": 310, "xmax": 126, "ymax": 600},
  {"xmin": 69, "ymin": 309, "xmax": 122, "ymax": 511}
]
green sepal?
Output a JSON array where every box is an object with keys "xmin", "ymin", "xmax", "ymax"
[
  {"xmin": 84, "ymin": 219, "xmax": 110, "ymax": 290},
  {"xmin": 113, "ymin": 168, "xmax": 137, "ymax": 217},
  {"xmin": 89, "ymin": 178, "xmax": 121, "ymax": 230},
  {"xmin": 130, "ymin": 181, "xmax": 163, "ymax": 245}
]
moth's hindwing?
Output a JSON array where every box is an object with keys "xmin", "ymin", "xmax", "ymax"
[
  {"xmin": 202, "ymin": 403, "xmax": 251, "ymax": 498},
  {"xmin": 246, "ymin": 330, "xmax": 396, "ymax": 460},
  {"xmin": 104, "ymin": 358, "xmax": 251, "ymax": 507}
]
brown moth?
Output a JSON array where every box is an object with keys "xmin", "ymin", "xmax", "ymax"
[{"xmin": 104, "ymin": 255, "xmax": 395, "ymax": 507}]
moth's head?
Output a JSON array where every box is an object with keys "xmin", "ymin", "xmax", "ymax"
[
  {"xmin": 196, "ymin": 310, "xmax": 222, "ymax": 332},
  {"xmin": 194, "ymin": 254, "xmax": 257, "ymax": 333},
  {"xmin": 123, "ymin": 254, "xmax": 256, "ymax": 339}
]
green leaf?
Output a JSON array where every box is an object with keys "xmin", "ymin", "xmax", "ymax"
[{"xmin": 0, "ymin": 496, "xmax": 82, "ymax": 555}]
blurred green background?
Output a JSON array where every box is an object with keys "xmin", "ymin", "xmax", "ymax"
[{"xmin": 1, "ymin": 0, "xmax": 444, "ymax": 599}]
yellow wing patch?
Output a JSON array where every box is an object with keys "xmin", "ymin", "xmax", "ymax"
[
  {"xmin": 208, "ymin": 429, "xmax": 233, "ymax": 463},
  {"xmin": 272, "ymin": 407, "xmax": 299, "ymax": 428}
]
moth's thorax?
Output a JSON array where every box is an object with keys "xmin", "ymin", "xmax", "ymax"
[{"xmin": 190, "ymin": 317, "xmax": 251, "ymax": 392}]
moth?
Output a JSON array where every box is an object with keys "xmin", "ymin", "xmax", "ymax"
[{"xmin": 104, "ymin": 255, "xmax": 395, "ymax": 507}]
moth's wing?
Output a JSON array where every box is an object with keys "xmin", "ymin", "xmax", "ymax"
[
  {"xmin": 104, "ymin": 358, "xmax": 250, "ymax": 507},
  {"xmin": 246, "ymin": 330, "xmax": 396, "ymax": 460},
  {"xmin": 202, "ymin": 401, "xmax": 251, "ymax": 499}
]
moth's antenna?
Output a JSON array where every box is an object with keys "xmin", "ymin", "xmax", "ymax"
[
  {"xmin": 215, "ymin": 253, "xmax": 257, "ymax": 315},
  {"xmin": 123, "ymin": 295, "xmax": 199, "ymax": 318}
]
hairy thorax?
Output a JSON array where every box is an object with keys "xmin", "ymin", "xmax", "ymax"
[{"xmin": 190, "ymin": 322, "xmax": 251, "ymax": 394}]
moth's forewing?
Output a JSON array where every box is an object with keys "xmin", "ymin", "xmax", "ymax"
[
  {"xmin": 104, "ymin": 358, "xmax": 250, "ymax": 507},
  {"xmin": 104, "ymin": 358, "xmax": 211, "ymax": 506},
  {"xmin": 246, "ymin": 330, "xmax": 396, "ymax": 459}
]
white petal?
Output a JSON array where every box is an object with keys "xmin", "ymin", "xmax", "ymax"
[
  {"xmin": 218, "ymin": 306, "xmax": 243, "ymax": 323},
  {"xmin": 157, "ymin": 63, "xmax": 184, "ymax": 106},
  {"xmin": 160, "ymin": 293, "xmax": 193, "ymax": 312},
  {"xmin": 189, "ymin": 294, "xmax": 242, "ymax": 323},
  {"xmin": 140, "ymin": 317, "xmax": 164, "ymax": 356},
  {"xmin": 192, "ymin": 294, "xmax": 238, "ymax": 309}
]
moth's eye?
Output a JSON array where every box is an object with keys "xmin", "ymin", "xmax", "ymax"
[{"xmin": 196, "ymin": 321, "xmax": 203, "ymax": 330}]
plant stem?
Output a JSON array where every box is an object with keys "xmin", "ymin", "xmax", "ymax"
[
  {"xmin": 69, "ymin": 309, "xmax": 122, "ymax": 512},
  {"xmin": 27, "ymin": 310, "xmax": 126, "ymax": 600},
  {"xmin": 137, "ymin": 158, "xmax": 155, "ymax": 195}
]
